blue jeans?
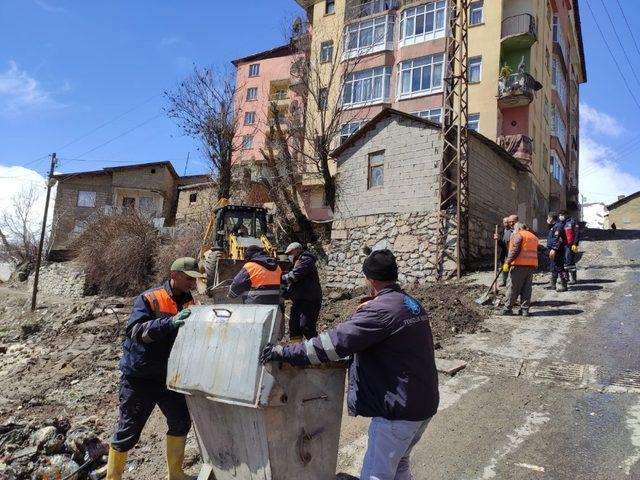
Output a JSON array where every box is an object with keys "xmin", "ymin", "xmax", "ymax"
[{"xmin": 360, "ymin": 417, "xmax": 431, "ymax": 480}]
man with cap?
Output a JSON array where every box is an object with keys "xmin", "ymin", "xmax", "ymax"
[
  {"xmin": 501, "ymin": 222, "xmax": 539, "ymax": 317},
  {"xmin": 228, "ymin": 245, "xmax": 282, "ymax": 305},
  {"xmin": 261, "ymin": 249, "xmax": 439, "ymax": 479},
  {"xmin": 547, "ymin": 212, "xmax": 568, "ymax": 292},
  {"xmin": 106, "ymin": 257, "xmax": 203, "ymax": 480},
  {"xmin": 282, "ymin": 242, "xmax": 322, "ymax": 341}
]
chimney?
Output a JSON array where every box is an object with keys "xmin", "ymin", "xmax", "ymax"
[{"xmin": 618, "ymin": 195, "xmax": 626, "ymax": 201}]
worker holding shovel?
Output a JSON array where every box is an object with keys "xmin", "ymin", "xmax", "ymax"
[{"xmin": 501, "ymin": 223, "xmax": 539, "ymax": 317}]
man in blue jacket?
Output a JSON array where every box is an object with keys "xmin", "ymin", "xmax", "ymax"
[
  {"xmin": 107, "ymin": 257, "xmax": 203, "ymax": 480},
  {"xmin": 547, "ymin": 212, "xmax": 568, "ymax": 292},
  {"xmin": 228, "ymin": 245, "xmax": 282, "ymax": 305},
  {"xmin": 560, "ymin": 210, "xmax": 580, "ymax": 284},
  {"xmin": 261, "ymin": 249, "xmax": 439, "ymax": 479},
  {"xmin": 282, "ymin": 242, "xmax": 322, "ymax": 341}
]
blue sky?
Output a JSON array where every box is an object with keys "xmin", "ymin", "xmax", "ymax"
[{"xmin": 0, "ymin": 0, "xmax": 639, "ymax": 208}]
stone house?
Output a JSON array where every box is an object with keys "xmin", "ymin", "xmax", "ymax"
[
  {"xmin": 327, "ymin": 108, "xmax": 541, "ymax": 288},
  {"xmin": 50, "ymin": 162, "xmax": 206, "ymax": 257},
  {"xmin": 606, "ymin": 191, "xmax": 640, "ymax": 230}
]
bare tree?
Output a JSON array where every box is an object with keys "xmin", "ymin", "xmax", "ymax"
[
  {"xmin": 165, "ymin": 67, "xmax": 240, "ymax": 200},
  {"xmin": 0, "ymin": 185, "xmax": 44, "ymax": 265}
]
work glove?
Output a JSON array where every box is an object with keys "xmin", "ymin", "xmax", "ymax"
[
  {"xmin": 502, "ymin": 263, "xmax": 510, "ymax": 273},
  {"xmin": 571, "ymin": 245, "xmax": 579, "ymax": 254},
  {"xmin": 549, "ymin": 249, "xmax": 556, "ymax": 260},
  {"xmin": 260, "ymin": 343, "xmax": 284, "ymax": 364},
  {"xmin": 172, "ymin": 308, "xmax": 191, "ymax": 328}
]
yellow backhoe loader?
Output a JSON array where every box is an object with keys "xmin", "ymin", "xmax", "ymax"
[{"xmin": 197, "ymin": 199, "xmax": 279, "ymax": 298}]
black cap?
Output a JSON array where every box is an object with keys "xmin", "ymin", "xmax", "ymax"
[
  {"xmin": 362, "ymin": 249, "xmax": 398, "ymax": 281},
  {"xmin": 245, "ymin": 245, "xmax": 264, "ymax": 258},
  {"xmin": 548, "ymin": 211, "xmax": 558, "ymax": 219}
]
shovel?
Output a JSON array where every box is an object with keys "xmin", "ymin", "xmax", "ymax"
[{"xmin": 475, "ymin": 269, "xmax": 504, "ymax": 305}]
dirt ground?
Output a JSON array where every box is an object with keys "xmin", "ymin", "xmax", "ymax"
[{"xmin": 0, "ymin": 274, "xmax": 491, "ymax": 479}]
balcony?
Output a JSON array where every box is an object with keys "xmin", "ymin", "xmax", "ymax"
[
  {"xmin": 346, "ymin": 0, "xmax": 399, "ymax": 21},
  {"xmin": 498, "ymin": 134, "xmax": 533, "ymax": 165},
  {"xmin": 497, "ymin": 72, "xmax": 542, "ymax": 108},
  {"xmin": 501, "ymin": 14, "xmax": 537, "ymax": 50}
]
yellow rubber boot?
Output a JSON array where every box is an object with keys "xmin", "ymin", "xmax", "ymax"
[
  {"xmin": 106, "ymin": 446, "xmax": 128, "ymax": 480},
  {"xmin": 166, "ymin": 435, "xmax": 196, "ymax": 480}
]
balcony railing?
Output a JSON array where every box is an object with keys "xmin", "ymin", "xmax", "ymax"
[
  {"xmin": 498, "ymin": 134, "xmax": 533, "ymax": 165},
  {"xmin": 345, "ymin": 0, "xmax": 399, "ymax": 20},
  {"xmin": 501, "ymin": 14, "xmax": 537, "ymax": 42},
  {"xmin": 498, "ymin": 72, "xmax": 542, "ymax": 108}
]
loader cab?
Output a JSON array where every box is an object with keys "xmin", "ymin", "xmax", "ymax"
[{"xmin": 213, "ymin": 205, "xmax": 269, "ymax": 252}]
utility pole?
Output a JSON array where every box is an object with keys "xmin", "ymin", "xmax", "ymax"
[{"xmin": 31, "ymin": 153, "xmax": 58, "ymax": 311}]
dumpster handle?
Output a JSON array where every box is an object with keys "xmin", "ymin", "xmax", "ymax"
[
  {"xmin": 298, "ymin": 427, "xmax": 325, "ymax": 465},
  {"xmin": 212, "ymin": 308, "xmax": 232, "ymax": 317}
]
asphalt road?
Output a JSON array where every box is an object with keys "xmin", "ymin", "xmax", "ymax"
[{"xmin": 337, "ymin": 233, "xmax": 640, "ymax": 479}]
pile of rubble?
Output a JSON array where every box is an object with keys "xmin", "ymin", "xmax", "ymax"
[
  {"xmin": 26, "ymin": 262, "xmax": 87, "ymax": 299},
  {"xmin": 1, "ymin": 417, "xmax": 108, "ymax": 479}
]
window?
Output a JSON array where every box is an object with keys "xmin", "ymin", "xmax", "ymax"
[
  {"xmin": 189, "ymin": 193, "xmax": 197, "ymax": 204},
  {"xmin": 73, "ymin": 220, "xmax": 87, "ymax": 236},
  {"xmin": 344, "ymin": 15, "xmax": 395, "ymax": 58},
  {"xmin": 399, "ymin": 1, "xmax": 447, "ymax": 47},
  {"xmin": 248, "ymin": 63, "xmax": 260, "ymax": 77},
  {"xmin": 368, "ymin": 151, "xmax": 384, "ymax": 189},
  {"xmin": 244, "ymin": 111, "xmax": 256, "ymax": 125},
  {"xmin": 326, "ymin": 0, "xmax": 335, "ymax": 15},
  {"xmin": 272, "ymin": 88, "xmax": 288, "ymax": 100},
  {"xmin": 343, "ymin": 66, "xmax": 392, "ymax": 106},
  {"xmin": 411, "ymin": 108, "xmax": 443, "ymax": 123},
  {"xmin": 122, "ymin": 197, "xmax": 135, "ymax": 209},
  {"xmin": 543, "ymin": 145, "xmax": 549, "ymax": 172},
  {"xmin": 551, "ymin": 104, "xmax": 567, "ymax": 150},
  {"xmin": 319, "ymin": 88, "xmax": 329, "ymax": 111},
  {"xmin": 544, "ymin": 96, "xmax": 550, "ymax": 123},
  {"xmin": 246, "ymin": 87, "xmax": 258, "ymax": 101},
  {"xmin": 468, "ymin": 113, "xmax": 480, "ymax": 131},
  {"xmin": 469, "ymin": 56, "xmax": 482, "ymax": 83},
  {"xmin": 339, "ymin": 120, "xmax": 368, "ymax": 144},
  {"xmin": 398, "ymin": 53, "xmax": 445, "ymax": 99},
  {"xmin": 552, "ymin": 15, "xmax": 568, "ymax": 62},
  {"xmin": 77, "ymin": 191, "xmax": 96, "ymax": 208},
  {"xmin": 552, "ymin": 57, "xmax": 568, "ymax": 109},
  {"xmin": 242, "ymin": 135, "xmax": 254, "ymax": 150},
  {"xmin": 321, "ymin": 41, "xmax": 334, "ymax": 63},
  {"xmin": 470, "ymin": 1, "xmax": 483, "ymax": 25},
  {"xmin": 550, "ymin": 150, "xmax": 565, "ymax": 186},
  {"xmin": 139, "ymin": 196, "xmax": 154, "ymax": 212}
]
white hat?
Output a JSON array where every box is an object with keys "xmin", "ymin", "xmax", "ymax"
[{"xmin": 285, "ymin": 242, "xmax": 303, "ymax": 254}]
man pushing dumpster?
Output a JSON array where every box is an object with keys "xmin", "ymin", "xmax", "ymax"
[
  {"xmin": 106, "ymin": 257, "xmax": 202, "ymax": 480},
  {"xmin": 261, "ymin": 249, "xmax": 439, "ymax": 479}
]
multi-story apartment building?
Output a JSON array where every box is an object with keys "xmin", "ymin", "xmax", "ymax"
[{"xmin": 294, "ymin": 0, "xmax": 586, "ymax": 225}]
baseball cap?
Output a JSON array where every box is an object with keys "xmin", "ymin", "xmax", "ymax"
[
  {"xmin": 170, "ymin": 257, "xmax": 206, "ymax": 279},
  {"xmin": 285, "ymin": 242, "xmax": 303, "ymax": 254}
]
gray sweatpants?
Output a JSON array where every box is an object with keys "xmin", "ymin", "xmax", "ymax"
[{"xmin": 506, "ymin": 266, "xmax": 535, "ymax": 310}]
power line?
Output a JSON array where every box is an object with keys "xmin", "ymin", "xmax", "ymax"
[
  {"xmin": 598, "ymin": 0, "xmax": 640, "ymax": 87},
  {"xmin": 615, "ymin": 0, "xmax": 640, "ymax": 60},
  {"xmin": 585, "ymin": 0, "xmax": 640, "ymax": 111}
]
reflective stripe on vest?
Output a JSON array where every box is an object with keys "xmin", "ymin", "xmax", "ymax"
[
  {"xmin": 510, "ymin": 230, "xmax": 539, "ymax": 267},
  {"xmin": 243, "ymin": 262, "xmax": 282, "ymax": 290},
  {"xmin": 143, "ymin": 288, "xmax": 188, "ymax": 316}
]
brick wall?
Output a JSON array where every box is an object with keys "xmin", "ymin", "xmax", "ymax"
[{"xmin": 111, "ymin": 166, "xmax": 177, "ymax": 219}]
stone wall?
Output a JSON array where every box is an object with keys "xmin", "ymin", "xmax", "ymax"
[
  {"xmin": 28, "ymin": 262, "xmax": 86, "ymax": 299},
  {"xmin": 326, "ymin": 212, "xmax": 442, "ymax": 289}
]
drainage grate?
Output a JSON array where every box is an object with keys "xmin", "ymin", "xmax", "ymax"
[
  {"xmin": 597, "ymin": 368, "xmax": 640, "ymax": 390},
  {"xmin": 470, "ymin": 355, "xmax": 523, "ymax": 377},
  {"xmin": 534, "ymin": 362, "xmax": 585, "ymax": 383}
]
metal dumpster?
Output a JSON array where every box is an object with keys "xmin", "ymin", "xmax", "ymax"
[{"xmin": 167, "ymin": 305, "xmax": 347, "ymax": 480}]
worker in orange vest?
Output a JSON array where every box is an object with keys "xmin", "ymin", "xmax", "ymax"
[
  {"xmin": 228, "ymin": 245, "xmax": 282, "ymax": 305},
  {"xmin": 501, "ymin": 222, "xmax": 539, "ymax": 317}
]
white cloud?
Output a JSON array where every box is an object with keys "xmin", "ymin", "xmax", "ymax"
[
  {"xmin": 34, "ymin": 0, "xmax": 66, "ymax": 13},
  {"xmin": 580, "ymin": 103, "xmax": 625, "ymax": 137},
  {"xmin": 0, "ymin": 60, "xmax": 65, "ymax": 113}
]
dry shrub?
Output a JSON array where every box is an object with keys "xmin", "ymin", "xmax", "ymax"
[
  {"xmin": 153, "ymin": 223, "xmax": 205, "ymax": 284},
  {"xmin": 72, "ymin": 213, "xmax": 159, "ymax": 296}
]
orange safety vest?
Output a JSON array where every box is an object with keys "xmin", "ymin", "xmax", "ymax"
[
  {"xmin": 509, "ymin": 230, "xmax": 539, "ymax": 267},
  {"xmin": 144, "ymin": 287, "xmax": 194, "ymax": 316},
  {"xmin": 243, "ymin": 262, "xmax": 282, "ymax": 290}
]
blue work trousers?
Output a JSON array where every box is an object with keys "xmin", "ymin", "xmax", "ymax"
[{"xmin": 111, "ymin": 374, "xmax": 191, "ymax": 452}]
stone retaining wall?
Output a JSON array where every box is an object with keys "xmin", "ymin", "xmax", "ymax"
[{"xmin": 28, "ymin": 262, "xmax": 86, "ymax": 299}]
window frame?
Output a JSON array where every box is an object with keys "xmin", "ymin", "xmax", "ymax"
[
  {"xmin": 468, "ymin": 113, "xmax": 480, "ymax": 132},
  {"xmin": 343, "ymin": 15, "xmax": 395, "ymax": 59},
  {"xmin": 319, "ymin": 88, "xmax": 329, "ymax": 111},
  {"xmin": 469, "ymin": 56, "xmax": 482, "ymax": 83},
  {"xmin": 367, "ymin": 150, "xmax": 385, "ymax": 189},
  {"xmin": 246, "ymin": 87, "xmax": 258, "ymax": 102},
  {"xmin": 411, "ymin": 108, "xmax": 443, "ymax": 123},
  {"xmin": 242, "ymin": 135, "xmax": 254, "ymax": 150},
  {"xmin": 320, "ymin": 40, "xmax": 334, "ymax": 63},
  {"xmin": 326, "ymin": 0, "xmax": 335, "ymax": 15},
  {"xmin": 244, "ymin": 111, "xmax": 256, "ymax": 125},
  {"xmin": 339, "ymin": 120, "xmax": 368, "ymax": 145},
  {"xmin": 397, "ymin": 53, "xmax": 445, "ymax": 100},
  {"xmin": 342, "ymin": 66, "xmax": 392, "ymax": 107},
  {"xmin": 248, "ymin": 63, "xmax": 260, "ymax": 77},
  {"xmin": 77, "ymin": 190, "xmax": 97, "ymax": 208},
  {"xmin": 399, "ymin": 1, "xmax": 447, "ymax": 47},
  {"xmin": 469, "ymin": 1, "xmax": 484, "ymax": 25}
]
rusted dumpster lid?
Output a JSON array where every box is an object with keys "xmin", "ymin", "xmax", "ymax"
[{"xmin": 166, "ymin": 304, "xmax": 277, "ymax": 407}]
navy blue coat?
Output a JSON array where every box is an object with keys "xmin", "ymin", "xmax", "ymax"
[
  {"xmin": 119, "ymin": 281, "xmax": 193, "ymax": 381},
  {"xmin": 547, "ymin": 220, "xmax": 566, "ymax": 251},
  {"xmin": 281, "ymin": 285, "xmax": 439, "ymax": 421},
  {"xmin": 229, "ymin": 253, "xmax": 282, "ymax": 305},
  {"xmin": 282, "ymin": 251, "xmax": 322, "ymax": 303}
]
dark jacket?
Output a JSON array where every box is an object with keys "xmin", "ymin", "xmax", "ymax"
[
  {"xmin": 498, "ymin": 228, "xmax": 512, "ymax": 261},
  {"xmin": 229, "ymin": 253, "xmax": 282, "ymax": 305},
  {"xmin": 119, "ymin": 281, "xmax": 193, "ymax": 381},
  {"xmin": 282, "ymin": 251, "xmax": 322, "ymax": 303},
  {"xmin": 282, "ymin": 285, "xmax": 439, "ymax": 421},
  {"xmin": 547, "ymin": 220, "xmax": 566, "ymax": 251}
]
